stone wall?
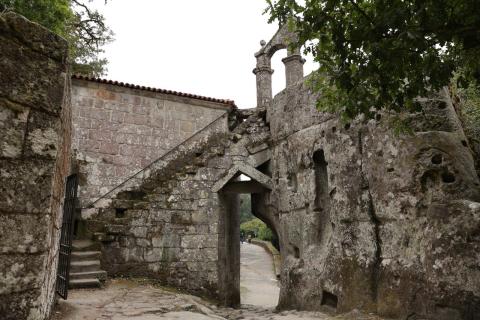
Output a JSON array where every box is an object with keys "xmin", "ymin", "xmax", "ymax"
[
  {"xmin": 82, "ymin": 108, "xmax": 270, "ymax": 300},
  {"xmin": 268, "ymin": 80, "xmax": 480, "ymax": 319},
  {"xmin": 0, "ymin": 12, "xmax": 71, "ymax": 320},
  {"xmin": 71, "ymin": 77, "xmax": 233, "ymax": 207}
]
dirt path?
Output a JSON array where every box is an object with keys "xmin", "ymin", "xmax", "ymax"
[{"xmin": 240, "ymin": 242, "xmax": 280, "ymax": 307}]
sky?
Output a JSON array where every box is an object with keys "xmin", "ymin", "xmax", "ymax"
[{"xmin": 91, "ymin": 0, "xmax": 317, "ymax": 109}]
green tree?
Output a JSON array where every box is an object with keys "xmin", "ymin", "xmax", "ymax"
[
  {"xmin": 239, "ymin": 194, "xmax": 253, "ymax": 224},
  {"xmin": 1, "ymin": 0, "xmax": 113, "ymax": 76},
  {"xmin": 265, "ymin": 0, "xmax": 480, "ymax": 119},
  {"xmin": 240, "ymin": 218, "xmax": 274, "ymax": 241}
]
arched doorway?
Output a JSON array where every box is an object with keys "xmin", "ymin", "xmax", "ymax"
[{"xmin": 214, "ymin": 165, "xmax": 278, "ymax": 307}]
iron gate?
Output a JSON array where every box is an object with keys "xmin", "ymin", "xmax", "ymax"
[{"xmin": 56, "ymin": 174, "xmax": 78, "ymax": 299}]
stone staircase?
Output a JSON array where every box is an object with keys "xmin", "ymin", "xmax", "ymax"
[{"xmin": 69, "ymin": 240, "xmax": 107, "ymax": 289}]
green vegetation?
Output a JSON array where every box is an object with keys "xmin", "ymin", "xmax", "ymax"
[
  {"xmin": 1, "ymin": 0, "xmax": 113, "ymax": 76},
  {"xmin": 455, "ymin": 78, "xmax": 480, "ymax": 142},
  {"xmin": 451, "ymin": 72, "xmax": 480, "ymax": 174},
  {"xmin": 239, "ymin": 194, "xmax": 275, "ymax": 242},
  {"xmin": 240, "ymin": 194, "xmax": 253, "ymax": 224},
  {"xmin": 265, "ymin": 0, "xmax": 480, "ymax": 120},
  {"xmin": 240, "ymin": 218, "xmax": 274, "ymax": 242}
]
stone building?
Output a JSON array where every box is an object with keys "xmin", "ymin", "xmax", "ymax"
[
  {"xmin": 1, "ymin": 12, "xmax": 479, "ymax": 320},
  {"xmin": 70, "ymin": 75, "xmax": 235, "ymax": 208}
]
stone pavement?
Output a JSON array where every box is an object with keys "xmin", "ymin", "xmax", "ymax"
[
  {"xmin": 240, "ymin": 242, "xmax": 280, "ymax": 307},
  {"xmin": 51, "ymin": 279, "xmax": 385, "ymax": 320}
]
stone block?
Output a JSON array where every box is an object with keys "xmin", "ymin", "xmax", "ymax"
[
  {"xmin": 100, "ymin": 142, "xmax": 120, "ymax": 155},
  {"xmin": 0, "ymin": 214, "xmax": 48, "ymax": 253},
  {"xmin": 88, "ymin": 129, "xmax": 112, "ymax": 142},
  {"xmin": 0, "ymin": 159, "xmax": 55, "ymax": 214},
  {"xmin": 181, "ymin": 234, "xmax": 217, "ymax": 249},
  {"xmin": 96, "ymin": 89, "xmax": 116, "ymax": 100},
  {"xmin": 0, "ymin": 254, "xmax": 44, "ymax": 295},
  {"xmin": 111, "ymin": 111, "xmax": 126, "ymax": 123},
  {"xmin": 105, "ymin": 224, "xmax": 127, "ymax": 235},
  {"xmin": 152, "ymin": 234, "xmax": 181, "ymax": 248},
  {"xmin": 179, "ymin": 120, "xmax": 195, "ymax": 133},
  {"xmin": 136, "ymin": 238, "xmax": 151, "ymax": 248},
  {"xmin": 0, "ymin": 100, "xmax": 29, "ymax": 158},
  {"xmin": 144, "ymin": 247, "xmax": 179, "ymax": 263},
  {"xmin": 124, "ymin": 114, "xmax": 149, "ymax": 126},
  {"xmin": 24, "ymin": 110, "xmax": 60, "ymax": 159},
  {"xmin": 0, "ymin": 13, "xmax": 68, "ymax": 114}
]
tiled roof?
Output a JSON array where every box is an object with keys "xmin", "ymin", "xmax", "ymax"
[{"xmin": 72, "ymin": 74, "xmax": 236, "ymax": 108}]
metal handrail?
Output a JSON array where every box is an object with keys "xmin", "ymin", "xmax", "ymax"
[{"xmin": 86, "ymin": 111, "xmax": 229, "ymax": 208}]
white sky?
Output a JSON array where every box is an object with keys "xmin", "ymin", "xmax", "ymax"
[{"xmin": 91, "ymin": 0, "xmax": 317, "ymax": 109}]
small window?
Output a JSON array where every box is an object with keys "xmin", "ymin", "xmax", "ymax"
[{"xmin": 313, "ymin": 150, "xmax": 328, "ymax": 211}]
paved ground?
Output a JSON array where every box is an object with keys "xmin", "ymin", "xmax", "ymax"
[
  {"xmin": 240, "ymin": 242, "xmax": 280, "ymax": 307},
  {"xmin": 51, "ymin": 243, "xmax": 385, "ymax": 319},
  {"xmin": 51, "ymin": 279, "xmax": 383, "ymax": 320}
]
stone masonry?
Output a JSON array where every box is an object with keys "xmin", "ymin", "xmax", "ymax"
[
  {"xmin": 77, "ymin": 24, "xmax": 480, "ymax": 319},
  {"xmin": 71, "ymin": 76, "xmax": 234, "ymax": 208},
  {"xmin": 1, "ymin": 12, "xmax": 479, "ymax": 320},
  {"xmin": 80, "ymin": 106, "xmax": 270, "ymax": 301},
  {"xmin": 0, "ymin": 12, "xmax": 72, "ymax": 320}
]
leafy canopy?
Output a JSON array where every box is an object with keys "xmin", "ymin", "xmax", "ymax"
[
  {"xmin": 1, "ymin": 0, "xmax": 113, "ymax": 76},
  {"xmin": 265, "ymin": 0, "xmax": 480, "ymax": 119},
  {"xmin": 240, "ymin": 218, "xmax": 274, "ymax": 241}
]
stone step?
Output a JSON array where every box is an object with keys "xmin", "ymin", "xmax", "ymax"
[
  {"xmin": 72, "ymin": 239, "xmax": 99, "ymax": 252},
  {"xmin": 69, "ymin": 278, "xmax": 101, "ymax": 289},
  {"xmin": 70, "ymin": 260, "xmax": 101, "ymax": 273},
  {"xmin": 69, "ymin": 270, "xmax": 107, "ymax": 281},
  {"xmin": 93, "ymin": 232, "xmax": 115, "ymax": 242},
  {"xmin": 71, "ymin": 251, "xmax": 101, "ymax": 261}
]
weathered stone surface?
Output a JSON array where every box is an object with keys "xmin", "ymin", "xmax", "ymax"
[
  {"xmin": 71, "ymin": 78, "xmax": 232, "ymax": 207},
  {"xmin": 267, "ymin": 79, "xmax": 480, "ymax": 318},
  {"xmin": 51, "ymin": 279, "xmax": 386, "ymax": 320},
  {"xmin": 0, "ymin": 12, "xmax": 71, "ymax": 320},
  {"xmin": 0, "ymin": 99, "xmax": 29, "ymax": 158},
  {"xmin": 76, "ymin": 104, "xmax": 269, "ymax": 300},
  {"xmin": 0, "ymin": 13, "xmax": 68, "ymax": 115},
  {"xmin": 66, "ymin": 23, "xmax": 480, "ymax": 320}
]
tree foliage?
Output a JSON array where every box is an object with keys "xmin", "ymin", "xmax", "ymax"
[
  {"xmin": 1, "ymin": 0, "xmax": 113, "ymax": 76},
  {"xmin": 239, "ymin": 194, "xmax": 254, "ymax": 224},
  {"xmin": 265, "ymin": 0, "xmax": 480, "ymax": 119},
  {"xmin": 240, "ymin": 218, "xmax": 274, "ymax": 241}
]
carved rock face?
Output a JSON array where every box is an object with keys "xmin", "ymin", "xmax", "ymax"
[{"xmin": 268, "ymin": 80, "xmax": 480, "ymax": 319}]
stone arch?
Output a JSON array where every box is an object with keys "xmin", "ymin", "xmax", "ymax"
[
  {"xmin": 253, "ymin": 25, "xmax": 305, "ymax": 109},
  {"xmin": 214, "ymin": 163, "xmax": 277, "ymax": 307}
]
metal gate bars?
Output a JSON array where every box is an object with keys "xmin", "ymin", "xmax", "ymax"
[{"xmin": 56, "ymin": 174, "xmax": 78, "ymax": 299}]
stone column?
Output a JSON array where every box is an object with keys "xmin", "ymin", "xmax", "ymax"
[
  {"xmin": 217, "ymin": 192, "xmax": 240, "ymax": 307},
  {"xmin": 253, "ymin": 53, "xmax": 274, "ymax": 108},
  {"xmin": 282, "ymin": 54, "xmax": 305, "ymax": 87}
]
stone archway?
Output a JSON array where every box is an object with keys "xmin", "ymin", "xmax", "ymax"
[{"xmin": 213, "ymin": 164, "xmax": 275, "ymax": 307}]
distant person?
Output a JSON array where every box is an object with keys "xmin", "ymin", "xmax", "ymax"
[
  {"xmin": 240, "ymin": 232, "xmax": 245, "ymax": 244},
  {"xmin": 247, "ymin": 234, "xmax": 252, "ymax": 243}
]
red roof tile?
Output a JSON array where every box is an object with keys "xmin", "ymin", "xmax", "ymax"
[{"xmin": 72, "ymin": 74, "xmax": 236, "ymax": 108}]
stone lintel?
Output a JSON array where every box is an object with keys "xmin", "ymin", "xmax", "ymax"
[{"xmin": 212, "ymin": 162, "xmax": 272, "ymax": 193}]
